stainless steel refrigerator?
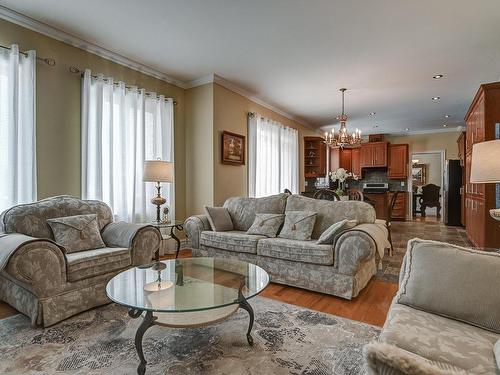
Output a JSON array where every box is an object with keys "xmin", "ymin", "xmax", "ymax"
[{"xmin": 444, "ymin": 159, "xmax": 463, "ymax": 226}]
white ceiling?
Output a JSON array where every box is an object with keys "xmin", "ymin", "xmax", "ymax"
[{"xmin": 1, "ymin": 0, "xmax": 500, "ymax": 134}]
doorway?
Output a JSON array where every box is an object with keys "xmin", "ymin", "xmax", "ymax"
[{"xmin": 410, "ymin": 151, "xmax": 446, "ymax": 222}]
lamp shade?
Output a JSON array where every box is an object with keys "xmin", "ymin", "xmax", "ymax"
[
  {"xmin": 143, "ymin": 160, "xmax": 174, "ymax": 182},
  {"xmin": 470, "ymin": 140, "xmax": 500, "ymax": 183}
]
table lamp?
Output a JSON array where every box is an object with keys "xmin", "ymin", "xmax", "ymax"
[
  {"xmin": 470, "ymin": 139, "xmax": 500, "ymax": 222},
  {"xmin": 143, "ymin": 160, "xmax": 174, "ymax": 224}
]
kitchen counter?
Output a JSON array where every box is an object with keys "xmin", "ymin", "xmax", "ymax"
[{"xmin": 364, "ymin": 191, "xmax": 408, "ymax": 221}]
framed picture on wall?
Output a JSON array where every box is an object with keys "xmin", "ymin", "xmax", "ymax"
[
  {"xmin": 221, "ymin": 131, "xmax": 245, "ymax": 165},
  {"xmin": 412, "ymin": 163, "xmax": 427, "ymax": 185}
]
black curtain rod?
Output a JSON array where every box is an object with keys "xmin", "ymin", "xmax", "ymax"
[{"xmin": 0, "ymin": 44, "xmax": 56, "ymax": 66}]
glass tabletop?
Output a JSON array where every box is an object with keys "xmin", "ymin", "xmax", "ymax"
[
  {"xmin": 138, "ymin": 220, "xmax": 184, "ymax": 228},
  {"xmin": 106, "ymin": 257, "xmax": 270, "ymax": 313}
]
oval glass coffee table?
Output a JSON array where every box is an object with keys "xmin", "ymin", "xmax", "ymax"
[{"xmin": 106, "ymin": 257, "xmax": 269, "ymax": 375}]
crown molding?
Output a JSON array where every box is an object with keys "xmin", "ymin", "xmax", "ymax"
[
  {"xmin": 319, "ymin": 124, "xmax": 463, "ymax": 136},
  {"xmin": 0, "ymin": 5, "xmax": 186, "ymax": 88}
]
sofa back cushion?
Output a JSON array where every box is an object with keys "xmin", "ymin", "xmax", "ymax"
[
  {"xmin": 0, "ymin": 195, "xmax": 113, "ymax": 240},
  {"xmin": 285, "ymin": 195, "xmax": 375, "ymax": 239},
  {"xmin": 223, "ymin": 193, "xmax": 288, "ymax": 231},
  {"xmin": 47, "ymin": 214, "xmax": 106, "ymax": 253},
  {"xmin": 397, "ymin": 238, "xmax": 500, "ymax": 333}
]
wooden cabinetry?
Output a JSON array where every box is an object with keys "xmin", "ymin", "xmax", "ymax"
[
  {"xmin": 390, "ymin": 192, "xmax": 408, "ymax": 220},
  {"xmin": 351, "ymin": 148, "xmax": 361, "ymax": 176},
  {"xmin": 330, "ymin": 147, "xmax": 361, "ymax": 176},
  {"xmin": 464, "ymin": 82, "xmax": 500, "ymax": 248},
  {"xmin": 360, "ymin": 142, "xmax": 388, "ymax": 168},
  {"xmin": 457, "ymin": 132, "xmax": 466, "ymax": 226},
  {"xmin": 388, "ymin": 144, "xmax": 409, "ymax": 179},
  {"xmin": 364, "ymin": 192, "xmax": 408, "ymax": 221},
  {"xmin": 304, "ymin": 137, "xmax": 326, "ymax": 178}
]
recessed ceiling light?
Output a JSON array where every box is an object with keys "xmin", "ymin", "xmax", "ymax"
[
  {"xmin": 405, "ymin": 128, "xmax": 409, "ymax": 131},
  {"xmin": 444, "ymin": 114, "xmax": 451, "ymax": 118},
  {"xmin": 369, "ymin": 112, "xmax": 376, "ymax": 116},
  {"xmin": 433, "ymin": 74, "xmax": 444, "ymax": 79},
  {"xmin": 443, "ymin": 124, "xmax": 448, "ymax": 127},
  {"xmin": 432, "ymin": 96, "xmax": 440, "ymax": 101}
]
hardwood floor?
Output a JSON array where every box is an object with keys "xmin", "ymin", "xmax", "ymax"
[{"xmin": 0, "ymin": 219, "xmax": 466, "ymax": 328}]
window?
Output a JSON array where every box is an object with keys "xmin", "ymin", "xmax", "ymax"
[
  {"xmin": 0, "ymin": 45, "xmax": 36, "ymax": 212},
  {"xmin": 248, "ymin": 114, "xmax": 299, "ymax": 197},
  {"xmin": 81, "ymin": 70, "xmax": 174, "ymax": 222}
]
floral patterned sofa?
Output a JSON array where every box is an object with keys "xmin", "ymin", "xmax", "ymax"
[
  {"xmin": 364, "ymin": 239, "xmax": 500, "ymax": 374},
  {"xmin": 185, "ymin": 193, "xmax": 388, "ymax": 299},
  {"xmin": 0, "ymin": 196, "xmax": 161, "ymax": 327}
]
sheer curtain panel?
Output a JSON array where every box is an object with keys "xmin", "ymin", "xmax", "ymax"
[
  {"xmin": 0, "ymin": 44, "xmax": 37, "ymax": 212},
  {"xmin": 248, "ymin": 114, "xmax": 299, "ymax": 197},
  {"xmin": 81, "ymin": 69, "xmax": 174, "ymax": 222}
]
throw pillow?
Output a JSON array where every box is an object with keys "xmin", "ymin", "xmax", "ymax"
[
  {"xmin": 246, "ymin": 213, "xmax": 285, "ymax": 237},
  {"xmin": 278, "ymin": 211, "xmax": 317, "ymax": 241},
  {"xmin": 495, "ymin": 340, "xmax": 500, "ymax": 370},
  {"xmin": 316, "ymin": 219, "xmax": 357, "ymax": 245},
  {"xmin": 47, "ymin": 214, "xmax": 105, "ymax": 253},
  {"xmin": 204, "ymin": 206, "xmax": 234, "ymax": 231}
]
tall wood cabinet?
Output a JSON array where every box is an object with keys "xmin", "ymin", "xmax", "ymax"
[
  {"xmin": 464, "ymin": 82, "xmax": 500, "ymax": 248},
  {"xmin": 304, "ymin": 137, "xmax": 326, "ymax": 177},
  {"xmin": 388, "ymin": 144, "xmax": 409, "ymax": 179}
]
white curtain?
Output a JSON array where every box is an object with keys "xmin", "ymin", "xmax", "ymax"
[
  {"xmin": 248, "ymin": 114, "xmax": 299, "ymax": 197},
  {"xmin": 81, "ymin": 69, "xmax": 174, "ymax": 222},
  {"xmin": 0, "ymin": 45, "xmax": 37, "ymax": 212}
]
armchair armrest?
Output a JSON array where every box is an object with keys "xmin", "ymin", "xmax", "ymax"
[
  {"xmin": 364, "ymin": 342, "xmax": 464, "ymax": 375},
  {"xmin": 184, "ymin": 215, "xmax": 211, "ymax": 249},
  {"xmin": 101, "ymin": 222, "xmax": 161, "ymax": 266},
  {"xmin": 334, "ymin": 230, "xmax": 376, "ymax": 275},
  {"xmin": 1, "ymin": 233, "xmax": 66, "ymax": 297}
]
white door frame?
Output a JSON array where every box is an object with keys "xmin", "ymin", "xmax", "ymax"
[{"xmin": 409, "ymin": 150, "xmax": 447, "ymax": 221}]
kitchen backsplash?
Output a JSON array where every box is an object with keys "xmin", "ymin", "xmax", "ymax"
[{"xmin": 347, "ymin": 169, "xmax": 407, "ymax": 191}]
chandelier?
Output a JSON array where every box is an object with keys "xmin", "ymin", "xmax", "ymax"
[{"xmin": 324, "ymin": 88, "xmax": 362, "ymax": 148}]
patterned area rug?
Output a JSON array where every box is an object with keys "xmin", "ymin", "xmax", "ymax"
[{"xmin": 0, "ymin": 297, "xmax": 379, "ymax": 375}]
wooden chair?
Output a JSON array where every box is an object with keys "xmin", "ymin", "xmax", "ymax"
[
  {"xmin": 283, "ymin": 188, "xmax": 292, "ymax": 195},
  {"xmin": 419, "ymin": 184, "xmax": 441, "ymax": 217},
  {"xmin": 313, "ymin": 189, "xmax": 340, "ymax": 201},
  {"xmin": 385, "ymin": 191, "xmax": 400, "ymax": 256},
  {"xmin": 348, "ymin": 189, "xmax": 364, "ymax": 201}
]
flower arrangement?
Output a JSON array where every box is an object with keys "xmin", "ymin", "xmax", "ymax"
[{"xmin": 329, "ymin": 168, "xmax": 359, "ymax": 196}]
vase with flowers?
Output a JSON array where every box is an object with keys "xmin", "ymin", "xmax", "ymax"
[{"xmin": 329, "ymin": 168, "xmax": 359, "ymax": 199}]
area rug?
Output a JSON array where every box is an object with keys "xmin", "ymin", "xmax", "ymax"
[{"xmin": 0, "ymin": 297, "xmax": 379, "ymax": 375}]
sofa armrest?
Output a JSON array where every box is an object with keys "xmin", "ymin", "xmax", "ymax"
[
  {"xmin": 334, "ymin": 230, "xmax": 376, "ymax": 275},
  {"xmin": 1, "ymin": 233, "xmax": 66, "ymax": 297},
  {"xmin": 101, "ymin": 222, "xmax": 161, "ymax": 266},
  {"xmin": 184, "ymin": 215, "xmax": 211, "ymax": 249},
  {"xmin": 364, "ymin": 342, "xmax": 465, "ymax": 375}
]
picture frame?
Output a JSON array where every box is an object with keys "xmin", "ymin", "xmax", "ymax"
[
  {"xmin": 221, "ymin": 131, "xmax": 245, "ymax": 165},
  {"xmin": 411, "ymin": 163, "xmax": 427, "ymax": 185}
]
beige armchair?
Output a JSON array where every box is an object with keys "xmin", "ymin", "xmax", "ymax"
[{"xmin": 0, "ymin": 196, "xmax": 161, "ymax": 327}]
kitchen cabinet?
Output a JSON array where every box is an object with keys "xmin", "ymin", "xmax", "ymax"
[
  {"xmin": 388, "ymin": 144, "xmax": 409, "ymax": 179},
  {"xmin": 351, "ymin": 148, "xmax": 361, "ymax": 176},
  {"xmin": 339, "ymin": 149, "xmax": 352, "ymax": 170},
  {"xmin": 390, "ymin": 192, "xmax": 408, "ymax": 220},
  {"xmin": 304, "ymin": 137, "xmax": 326, "ymax": 178},
  {"xmin": 360, "ymin": 142, "xmax": 388, "ymax": 168},
  {"xmin": 364, "ymin": 192, "xmax": 407, "ymax": 221},
  {"xmin": 330, "ymin": 148, "xmax": 358, "ymax": 174}
]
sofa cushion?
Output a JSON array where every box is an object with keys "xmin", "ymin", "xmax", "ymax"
[
  {"xmin": 47, "ymin": 214, "xmax": 106, "ymax": 253},
  {"xmin": 285, "ymin": 195, "xmax": 375, "ymax": 239},
  {"xmin": 223, "ymin": 193, "xmax": 288, "ymax": 231},
  {"xmin": 398, "ymin": 239, "xmax": 500, "ymax": 334},
  {"xmin": 200, "ymin": 230, "xmax": 265, "ymax": 254},
  {"xmin": 65, "ymin": 247, "xmax": 131, "ymax": 282},
  {"xmin": 316, "ymin": 219, "xmax": 357, "ymax": 245},
  {"xmin": 257, "ymin": 238, "xmax": 333, "ymax": 265},
  {"xmin": 278, "ymin": 211, "xmax": 317, "ymax": 241},
  {"xmin": 246, "ymin": 213, "xmax": 285, "ymax": 238},
  {"xmin": 495, "ymin": 339, "xmax": 500, "ymax": 370},
  {"xmin": 204, "ymin": 206, "xmax": 234, "ymax": 231},
  {"xmin": 381, "ymin": 303, "xmax": 499, "ymax": 374}
]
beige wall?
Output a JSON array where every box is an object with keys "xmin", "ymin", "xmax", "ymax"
[
  {"xmin": 185, "ymin": 83, "xmax": 214, "ymax": 215},
  {"xmin": 213, "ymin": 83, "xmax": 319, "ymax": 206},
  {"xmin": 385, "ymin": 131, "xmax": 461, "ymax": 159},
  {"xmin": 0, "ymin": 19, "xmax": 186, "ymax": 219}
]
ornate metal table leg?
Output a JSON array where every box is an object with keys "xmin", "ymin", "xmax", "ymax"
[
  {"xmin": 128, "ymin": 309, "xmax": 157, "ymax": 375},
  {"xmin": 170, "ymin": 224, "xmax": 183, "ymax": 259},
  {"xmin": 237, "ymin": 286, "xmax": 254, "ymax": 345}
]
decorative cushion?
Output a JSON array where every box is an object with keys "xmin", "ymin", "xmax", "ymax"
[
  {"xmin": 246, "ymin": 213, "xmax": 285, "ymax": 238},
  {"xmin": 223, "ymin": 193, "xmax": 288, "ymax": 231},
  {"xmin": 200, "ymin": 230, "xmax": 265, "ymax": 254},
  {"xmin": 278, "ymin": 211, "xmax": 316, "ymax": 241},
  {"xmin": 316, "ymin": 219, "xmax": 357, "ymax": 245},
  {"xmin": 397, "ymin": 238, "xmax": 500, "ymax": 334},
  {"xmin": 47, "ymin": 214, "xmax": 105, "ymax": 253},
  {"xmin": 204, "ymin": 206, "xmax": 234, "ymax": 232},
  {"xmin": 495, "ymin": 339, "xmax": 500, "ymax": 370},
  {"xmin": 257, "ymin": 238, "xmax": 333, "ymax": 265}
]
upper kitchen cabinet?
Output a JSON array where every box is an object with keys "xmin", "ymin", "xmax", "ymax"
[
  {"xmin": 304, "ymin": 136, "xmax": 326, "ymax": 177},
  {"xmin": 388, "ymin": 144, "xmax": 409, "ymax": 179},
  {"xmin": 351, "ymin": 148, "xmax": 361, "ymax": 176},
  {"xmin": 360, "ymin": 142, "xmax": 388, "ymax": 168},
  {"xmin": 330, "ymin": 147, "xmax": 361, "ymax": 175}
]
